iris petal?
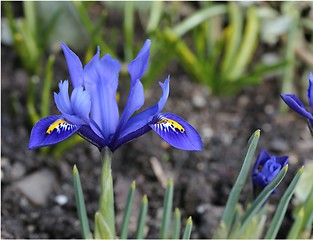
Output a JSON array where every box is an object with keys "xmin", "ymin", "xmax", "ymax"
[
  {"xmin": 77, "ymin": 125, "xmax": 106, "ymax": 150},
  {"xmin": 276, "ymin": 156, "xmax": 289, "ymax": 167},
  {"xmin": 308, "ymin": 72, "xmax": 313, "ymax": 112},
  {"xmin": 118, "ymin": 77, "xmax": 170, "ymax": 140},
  {"xmin": 61, "ymin": 42, "xmax": 84, "ymax": 88},
  {"xmin": 109, "ymin": 124, "xmax": 152, "ymax": 152},
  {"xmin": 280, "ymin": 94, "xmax": 313, "ymax": 120},
  {"xmin": 54, "ymin": 81, "xmax": 73, "ymax": 115},
  {"xmin": 28, "ymin": 115, "xmax": 79, "ymax": 150},
  {"xmin": 111, "ymin": 79, "xmax": 144, "ymax": 143},
  {"xmin": 252, "ymin": 149, "xmax": 271, "ymax": 173},
  {"xmin": 128, "ymin": 39, "xmax": 151, "ymax": 84},
  {"xmin": 149, "ymin": 113, "xmax": 202, "ymax": 151},
  {"xmin": 83, "ymin": 51, "xmax": 121, "ymax": 139},
  {"xmin": 70, "ymin": 86, "xmax": 91, "ymax": 121}
]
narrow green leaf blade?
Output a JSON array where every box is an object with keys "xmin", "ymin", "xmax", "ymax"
[
  {"xmin": 123, "ymin": 1, "xmax": 134, "ymax": 62},
  {"xmin": 265, "ymin": 167, "xmax": 304, "ymax": 239},
  {"xmin": 287, "ymin": 207, "xmax": 305, "ymax": 239},
  {"xmin": 240, "ymin": 165, "xmax": 288, "ymax": 234},
  {"xmin": 41, "ymin": 54, "xmax": 55, "ymax": 117},
  {"xmin": 146, "ymin": 1, "xmax": 164, "ymax": 33},
  {"xmin": 182, "ymin": 217, "xmax": 193, "ymax": 240},
  {"xmin": 73, "ymin": 165, "xmax": 92, "ymax": 239},
  {"xmin": 136, "ymin": 195, "xmax": 148, "ymax": 239},
  {"xmin": 172, "ymin": 208, "xmax": 181, "ymax": 239},
  {"xmin": 221, "ymin": 129, "xmax": 260, "ymax": 232},
  {"xmin": 120, "ymin": 181, "xmax": 136, "ymax": 239},
  {"xmin": 160, "ymin": 178, "xmax": 174, "ymax": 239},
  {"xmin": 173, "ymin": 5, "xmax": 227, "ymax": 37}
]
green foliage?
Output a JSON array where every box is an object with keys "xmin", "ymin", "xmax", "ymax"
[
  {"xmin": 215, "ymin": 130, "xmax": 308, "ymax": 239},
  {"xmin": 73, "ymin": 165, "xmax": 92, "ymax": 239},
  {"xmin": 143, "ymin": 2, "xmax": 288, "ymax": 94},
  {"xmin": 73, "ymin": 148, "xmax": 192, "ymax": 239}
]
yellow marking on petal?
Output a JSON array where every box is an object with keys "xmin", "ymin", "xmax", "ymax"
[
  {"xmin": 156, "ymin": 118, "xmax": 185, "ymax": 133},
  {"xmin": 46, "ymin": 119, "xmax": 67, "ymax": 134}
]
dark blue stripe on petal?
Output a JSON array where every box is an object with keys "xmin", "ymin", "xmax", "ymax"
[
  {"xmin": 149, "ymin": 113, "xmax": 202, "ymax": 151},
  {"xmin": 77, "ymin": 125, "xmax": 106, "ymax": 150},
  {"xmin": 109, "ymin": 124, "xmax": 151, "ymax": 152},
  {"xmin": 28, "ymin": 115, "xmax": 79, "ymax": 150}
]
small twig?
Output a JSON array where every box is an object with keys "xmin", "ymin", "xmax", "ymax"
[{"xmin": 150, "ymin": 157, "xmax": 168, "ymax": 188}]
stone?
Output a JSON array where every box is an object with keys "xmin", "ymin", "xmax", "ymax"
[{"xmin": 14, "ymin": 169, "xmax": 56, "ymax": 206}]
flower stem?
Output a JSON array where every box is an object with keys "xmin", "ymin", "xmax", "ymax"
[{"xmin": 95, "ymin": 147, "xmax": 115, "ymax": 238}]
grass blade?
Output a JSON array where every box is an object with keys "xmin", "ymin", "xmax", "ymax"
[
  {"xmin": 265, "ymin": 167, "xmax": 304, "ymax": 239},
  {"xmin": 124, "ymin": 1, "xmax": 134, "ymax": 62},
  {"xmin": 160, "ymin": 178, "xmax": 174, "ymax": 239},
  {"xmin": 182, "ymin": 217, "xmax": 192, "ymax": 239},
  {"xmin": 136, "ymin": 195, "xmax": 148, "ymax": 239},
  {"xmin": 221, "ymin": 129, "xmax": 260, "ymax": 232},
  {"xmin": 287, "ymin": 207, "xmax": 305, "ymax": 239},
  {"xmin": 146, "ymin": 1, "xmax": 163, "ymax": 33},
  {"xmin": 173, "ymin": 4, "xmax": 227, "ymax": 37},
  {"xmin": 73, "ymin": 165, "xmax": 92, "ymax": 239},
  {"xmin": 280, "ymin": 2, "xmax": 299, "ymax": 112},
  {"xmin": 120, "ymin": 181, "xmax": 136, "ymax": 239},
  {"xmin": 40, "ymin": 54, "xmax": 54, "ymax": 117},
  {"xmin": 239, "ymin": 165, "xmax": 288, "ymax": 234},
  {"xmin": 226, "ymin": 6, "xmax": 259, "ymax": 81},
  {"xmin": 221, "ymin": 2, "xmax": 243, "ymax": 75},
  {"xmin": 172, "ymin": 208, "xmax": 181, "ymax": 239}
]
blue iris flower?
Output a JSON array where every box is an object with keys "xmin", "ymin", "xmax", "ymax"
[
  {"xmin": 251, "ymin": 149, "xmax": 288, "ymax": 195},
  {"xmin": 28, "ymin": 39, "xmax": 202, "ymax": 152},
  {"xmin": 280, "ymin": 72, "xmax": 313, "ymax": 133}
]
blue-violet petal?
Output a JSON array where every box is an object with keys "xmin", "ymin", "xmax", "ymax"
[
  {"xmin": 149, "ymin": 113, "xmax": 202, "ymax": 151},
  {"xmin": 28, "ymin": 115, "xmax": 79, "ymax": 150}
]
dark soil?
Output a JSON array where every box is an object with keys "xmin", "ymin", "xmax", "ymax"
[{"xmin": 2, "ymin": 41, "xmax": 312, "ymax": 239}]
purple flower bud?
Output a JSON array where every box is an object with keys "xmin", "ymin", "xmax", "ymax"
[{"xmin": 251, "ymin": 150, "xmax": 288, "ymax": 196}]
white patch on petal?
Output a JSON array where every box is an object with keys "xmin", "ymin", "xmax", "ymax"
[{"xmin": 153, "ymin": 116, "xmax": 185, "ymax": 134}]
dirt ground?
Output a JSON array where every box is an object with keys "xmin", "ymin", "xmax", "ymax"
[{"xmin": 2, "ymin": 38, "xmax": 313, "ymax": 239}]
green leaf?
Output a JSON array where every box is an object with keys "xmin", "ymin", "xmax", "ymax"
[
  {"xmin": 160, "ymin": 178, "xmax": 174, "ymax": 239},
  {"xmin": 265, "ymin": 167, "xmax": 304, "ymax": 239},
  {"xmin": 294, "ymin": 161, "xmax": 313, "ymax": 202},
  {"xmin": 236, "ymin": 206, "xmax": 267, "ymax": 239},
  {"xmin": 146, "ymin": 1, "xmax": 164, "ymax": 33},
  {"xmin": 136, "ymin": 195, "xmax": 148, "ymax": 239},
  {"xmin": 239, "ymin": 165, "xmax": 288, "ymax": 234},
  {"xmin": 94, "ymin": 211, "xmax": 113, "ymax": 239},
  {"xmin": 124, "ymin": 1, "xmax": 134, "ymax": 62},
  {"xmin": 220, "ymin": 129, "xmax": 260, "ymax": 234},
  {"xmin": 221, "ymin": 2, "xmax": 243, "ymax": 75},
  {"xmin": 182, "ymin": 217, "xmax": 193, "ymax": 240},
  {"xmin": 172, "ymin": 208, "xmax": 181, "ymax": 239},
  {"xmin": 40, "ymin": 54, "xmax": 55, "ymax": 118},
  {"xmin": 73, "ymin": 165, "xmax": 92, "ymax": 239},
  {"xmin": 120, "ymin": 181, "xmax": 136, "ymax": 239},
  {"xmin": 172, "ymin": 4, "xmax": 227, "ymax": 37},
  {"xmin": 287, "ymin": 206, "xmax": 305, "ymax": 239},
  {"xmin": 226, "ymin": 6, "xmax": 259, "ymax": 81}
]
